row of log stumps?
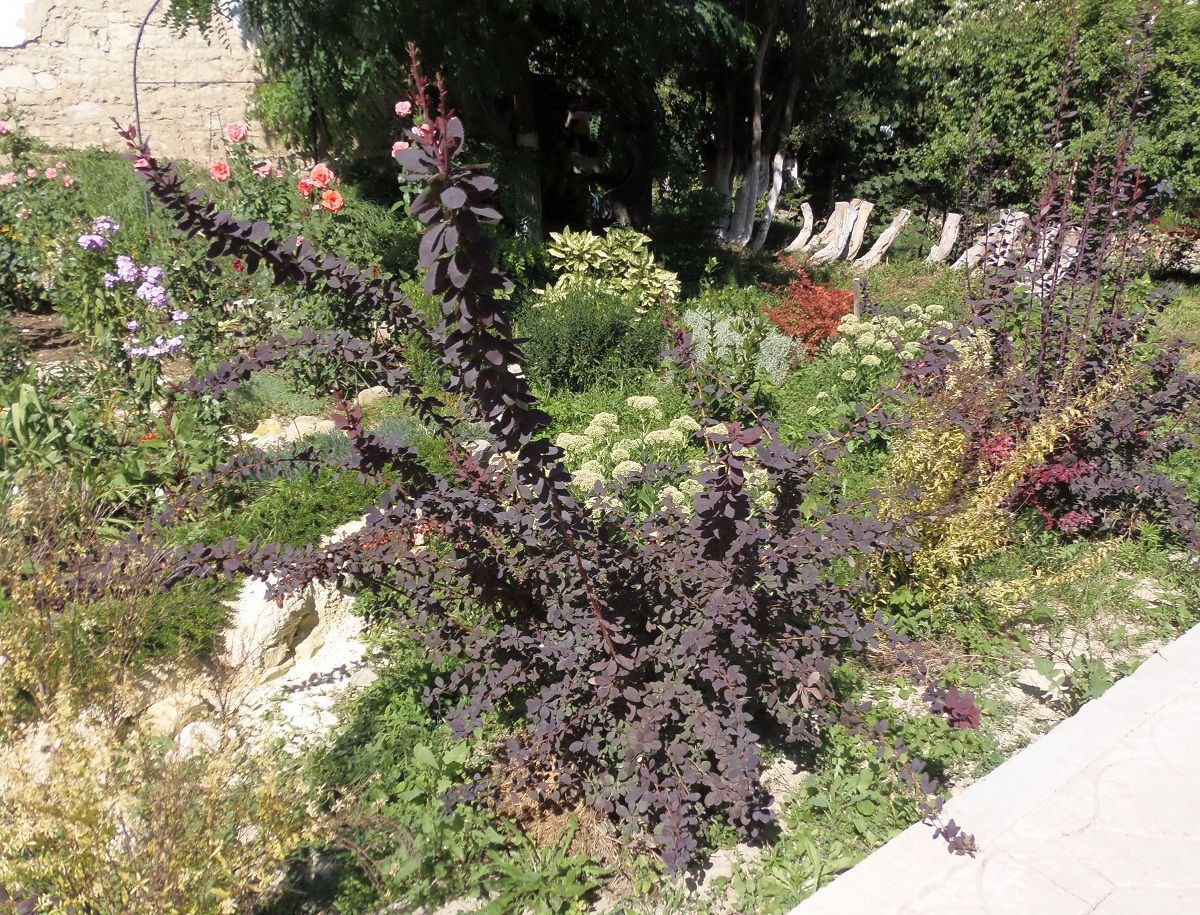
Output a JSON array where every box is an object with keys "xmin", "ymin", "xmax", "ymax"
[
  {"xmin": 787, "ymin": 200, "xmax": 1090, "ymax": 293},
  {"xmin": 785, "ymin": 198, "xmax": 936, "ymax": 270}
]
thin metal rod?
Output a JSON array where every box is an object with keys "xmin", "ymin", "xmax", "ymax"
[{"xmin": 133, "ymin": 0, "xmax": 165, "ymax": 220}]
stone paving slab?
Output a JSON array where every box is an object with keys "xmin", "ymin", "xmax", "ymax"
[{"xmin": 790, "ymin": 623, "xmax": 1200, "ymax": 915}]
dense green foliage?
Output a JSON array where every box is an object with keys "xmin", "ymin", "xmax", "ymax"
[{"xmin": 167, "ymin": 0, "xmax": 1200, "ymax": 232}]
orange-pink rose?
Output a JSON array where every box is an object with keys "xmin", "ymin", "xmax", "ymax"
[
  {"xmin": 392, "ymin": 141, "xmax": 410, "ymax": 153},
  {"xmin": 320, "ymin": 189, "xmax": 345, "ymax": 213},
  {"xmin": 209, "ymin": 159, "xmax": 231, "ymax": 182},
  {"xmin": 297, "ymin": 178, "xmax": 315, "ymax": 198},
  {"xmin": 223, "ymin": 122, "xmax": 248, "ymax": 143},
  {"xmin": 309, "ymin": 163, "xmax": 335, "ymax": 188}
]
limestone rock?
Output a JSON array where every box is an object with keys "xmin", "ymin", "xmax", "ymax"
[
  {"xmin": 175, "ymin": 721, "xmax": 221, "ymax": 758},
  {"xmin": 244, "ymin": 414, "xmax": 336, "ymax": 449},
  {"xmin": 142, "ymin": 691, "xmax": 213, "ymax": 738},
  {"xmin": 218, "ymin": 515, "xmax": 374, "ymax": 744},
  {"xmin": 356, "ymin": 385, "xmax": 390, "ymax": 408}
]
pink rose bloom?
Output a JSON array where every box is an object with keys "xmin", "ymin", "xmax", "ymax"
[
  {"xmin": 44, "ymin": 167, "xmax": 58, "ymax": 179},
  {"xmin": 392, "ymin": 140, "xmax": 410, "ymax": 153},
  {"xmin": 0, "ymin": 172, "xmax": 15, "ymax": 186},
  {"xmin": 63, "ymin": 176, "xmax": 74, "ymax": 187},
  {"xmin": 309, "ymin": 163, "xmax": 334, "ymax": 187},
  {"xmin": 395, "ymin": 100, "xmax": 413, "ymax": 117},
  {"xmin": 223, "ymin": 122, "xmax": 248, "ymax": 143},
  {"xmin": 209, "ymin": 159, "xmax": 231, "ymax": 182},
  {"xmin": 251, "ymin": 159, "xmax": 273, "ymax": 177},
  {"xmin": 25, "ymin": 168, "xmax": 37, "ymax": 179},
  {"xmin": 0, "ymin": 120, "xmax": 9, "ymax": 135},
  {"xmin": 55, "ymin": 161, "xmax": 66, "ymax": 169}
]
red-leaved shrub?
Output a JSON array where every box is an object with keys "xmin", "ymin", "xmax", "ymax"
[{"xmin": 763, "ymin": 257, "xmax": 853, "ymax": 356}]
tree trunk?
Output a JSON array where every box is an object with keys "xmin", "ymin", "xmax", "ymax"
[
  {"xmin": 748, "ymin": 70, "xmax": 798, "ymax": 252},
  {"xmin": 712, "ymin": 85, "xmax": 736, "ymax": 237},
  {"xmin": 855, "ymin": 208, "xmax": 911, "ymax": 269},
  {"xmin": 926, "ymin": 211, "xmax": 961, "ymax": 264},
  {"xmin": 728, "ymin": 173, "xmax": 753, "ymax": 243},
  {"xmin": 843, "ymin": 200, "xmax": 875, "ymax": 262},
  {"xmin": 749, "ymin": 150, "xmax": 785, "ymax": 250},
  {"xmin": 512, "ymin": 79, "xmax": 543, "ymax": 241},
  {"xmin": 785, "ymin": 201, "xmax": 814, "ymax": 251},
  {"xmin": 729, "ymin": 15, "xmax": 776, "ymax": 245}
]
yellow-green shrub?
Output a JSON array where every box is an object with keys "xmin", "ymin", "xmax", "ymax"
[{"xmin": 0, "ymin": 710, "xmax": 322, "ymax": 915}]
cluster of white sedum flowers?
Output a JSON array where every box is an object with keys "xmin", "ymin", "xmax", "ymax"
[
  {"xmin": 552, "ymin": 397, "xmax": 780, "ymax": 518},
  {"xmin": 807, "ymin": 300, "xmax": 957, "ymax": 418}
]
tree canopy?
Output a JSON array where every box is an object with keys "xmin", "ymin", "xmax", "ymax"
[{"xmin": 168, "ymin": 0, "xmax": 1200, "ymax": 235}]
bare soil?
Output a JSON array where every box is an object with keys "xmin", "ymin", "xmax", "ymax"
[{"xmin": 11, "ymin": 310, "xmax": 80, "ymax": 363}]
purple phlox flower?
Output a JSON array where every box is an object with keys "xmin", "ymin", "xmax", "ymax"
[
  {"xmin": 77, "ymin": 233, "xmax": 106, "ymax": 251},
  {"xmin": 124, "ymin": 334, "xmax": 184, "ymax": 360},
  {"xmin": 141, "ymin": 265, "xmax": 165, "ymax": 285},
  {"xmin": 170, "ymin": 309, "xmax": 189, "ymax": 324},
  {"xmin": 103, "ymin": 273, "xmax": 119, "ymax": 289},
  {"xmin": 136, "ymin": 281, "xmax": 168, "ymax": 308},
  {"xmin": 92, "ymin": 215, "xmax": 120, "ymax": 236},
  {"xmin": 114, "ymin": 255, "xmax": 139, "ymax": 283}
]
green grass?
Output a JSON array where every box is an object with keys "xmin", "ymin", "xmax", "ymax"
[
  {"xmin": 228, "ymin": 371, "xmax": 333, "ymax": 430},
  {"xmin": 1158, "ymin": 281, "xmax": 1200, "ymax": 359}
]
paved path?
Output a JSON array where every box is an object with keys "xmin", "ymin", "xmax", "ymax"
[{"xmin": 791, "ymin": 623, "xmax": 1200, "ymax": 915}]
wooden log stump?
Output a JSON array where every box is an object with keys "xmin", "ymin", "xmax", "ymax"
[
  {"xmin": 854, "ymin": 208, "xmax": 911, "ymax": 269},
  {"xmin": 843, "ymin": 200, "xmax": 876, "ymax": 262},
  {"xmin": 784, "ymin": 201, "xmax": 815, "ymax": 251},
  {"xmin": 805, "ymin": 201, "xmax": 849, "ymax": 252},
  {"xmin": 926, "ymin": 212, "xmax": 962, "ymax": 264},
  {"xmin": 810, "ymin": 198, "xmax": 866, "ymax": 265}
]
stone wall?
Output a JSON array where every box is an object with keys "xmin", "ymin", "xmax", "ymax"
[{"xmin": 0, "ymin": 0, "xmax": 260, "ymax": 159}]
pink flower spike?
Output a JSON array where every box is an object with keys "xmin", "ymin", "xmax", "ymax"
[
  {"xmin": 395, "ymin": 100, "xmax": 413, "ymax": 117},
  {"xmin": 223, "ymin": 121, "xmax": 248, "ymax": 143}
]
